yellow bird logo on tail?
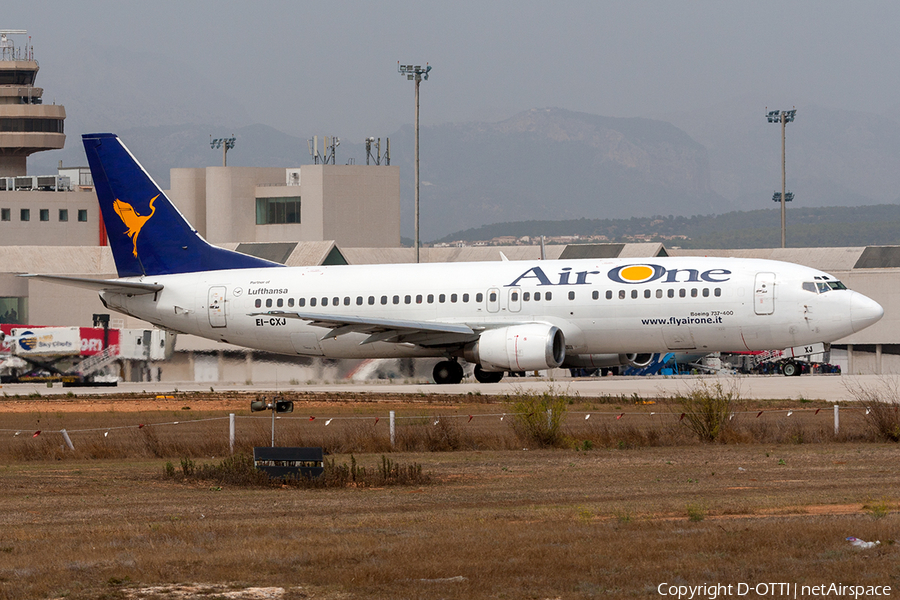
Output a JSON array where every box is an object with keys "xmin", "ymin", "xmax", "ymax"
[{"xmin": 113, "ymin": 195, "xmax": 158, "ymax": 257}]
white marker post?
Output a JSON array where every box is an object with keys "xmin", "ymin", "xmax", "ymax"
[
  {"xmin": 229, "ymin": 413, "xmax": 235, "ymax": 454},
  {"xmin": 390, "ymin": 411, "xmax": 396, "ymax": 448}
]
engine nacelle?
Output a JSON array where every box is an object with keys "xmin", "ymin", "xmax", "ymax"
[
  {"xmin": 464, "ymin": 324, "xmax": 565, "ymax": 372},
  {"xmin": 563, "ymin": 353, "xmax": 655, "ymax": 369}
]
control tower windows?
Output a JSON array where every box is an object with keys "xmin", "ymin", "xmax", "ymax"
[{"xmin": 0, "ymin": 118, "xmax": 64, "ymax": 133}]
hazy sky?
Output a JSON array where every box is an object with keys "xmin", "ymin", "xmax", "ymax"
[{"xmin": 7, "ymin": 1, "xmax": 900, "ymax": 140}]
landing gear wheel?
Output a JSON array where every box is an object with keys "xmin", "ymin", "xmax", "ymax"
[
  {"xmin": 473, "ymin": 364, "xmax": 504, "ymax": 384},
  {"xmin": 781, "ymin": 361, "xmax": 799, "ymax": 377},
  {"xmin": 433, "ymin": 360, "xmax": 464, "ymax": 384}
]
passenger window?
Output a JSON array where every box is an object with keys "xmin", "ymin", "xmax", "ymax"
[
  {"xmin": 266, "ymin": 299, "xmax": 273, "ymax": 308},
  {"xmin": 299, "ymin": 298, "xmax": 306, "ymax": 307},
  {"xmin": 656, "ymin": 289, "xmax": 663, "ymax": 298},
  {"xmin": 592, "ymin": 290, "xmax": 598, "ymax": 300},
  {"xmin": 463, "ymin": 293, "xmax": 470, "ymax": 302},
  {"xmin": 393, "ymin": 295, "xmax": 400, "ymax": 304},
  {"xmin": 534, "ymin": 292, "xmax": 541, "ymax": 301},
  {"xmin": 356, "ymin": 296, "xmax": 363, "ymax": 305},
  {"xmin": 631, "ymin": 290, "xmax": 638, "ymax": 299},
  {"xmin": 512, "ymin": 292, "xmax": 519, "ymax": 301},
  {"xmin": 321, "ymin": 297, "xmax": 328, "ymax": 306},
  {"xmin": 702, "ymin": 288, "xmax": 709, "ymax": 297},
  {"xmin": 381, "ymin": 296, "xmax": 388, "ymax": 305},
  {"xmin": 523, "ymin": 292, "xmax": 530, "ymax": 301},
  {"xmin": 715, "ymin": 288, "xmax": 722, "ymax": 297},
  {"xmin": 427, "ymin": 294, "xmax": 434, "ymax": 303},
  {"xmin": 679, "ymin": 289, "xmax": 686, "ymax": 298},
  {"xmin": 545, "ymin": 292, "xmax": 552, "ymax": 301},
  {"xmin": 644, "ymin": 289, "xmax": 651, "ymax": 299},
  {"xmin": 606, "ymin": 290, "xmax": 612, "ymax": 300},
  {"xmin": 277, "ymin": 298, "xmax": 283, "ymax": 308},
  {"xmin": 450, "ymin": 293, "xmax": 457, "ymax": 303},
  {"xmin": 368, "ymin": 296, "xmax": 375, "ymax": 305},
  {"xmin": 489, "ymin": 292, "xmax": 497, "ymax": 302},
  {"xmin": 439, "ymin": 294, "xmax": 446, "ymax": 303},
  {"xmin": 691, "ymin": 289, "xmax": 698, "ymax": 298},
  {"xmin": 333, "ymin": 297, "xmax": 339, "ymax": 306},
  {"xmin": 344, "ymin": 297, "xmax": 351, "ymax": 306},
  {"xmin": 405, "ymin": 295, "xmax": 411, "ymax": 304},
  {"xmin": 416, "ymin": 294, "xmax": 423, "ymax": 304},
  {"xmin": 667, "ymin": 289, "xmax": 674, "ymax": 298},
  {"xmin": 568, "ymin": 291, "xmax": 574, "ymax": 300},
  {"xmin": 310, "ymin": 298, "xmax": 317, "ymax": 307},
  {"xmin": 255, "ymin": 299, "xmax": 261, "ymax": 308},
  {"xmin": 288, "ymin": 298, "xmax": 294, "ymax": 307},
  {"xmin": 619, "ymin": 290, "xmax": 626, "ymax": 300}
]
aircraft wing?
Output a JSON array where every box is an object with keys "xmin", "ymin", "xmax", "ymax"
[
  {"xmin": 252, "ymin": 310, "xmax": 480, "ymax": 346},
  {"xmin": 20, "ymin": 274, "xmax": 164, "ymax": 295}
]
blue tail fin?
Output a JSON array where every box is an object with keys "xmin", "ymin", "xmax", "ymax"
[{"xmin": 83, "ymin": 133, "xmax": 281, "ymax": 277}]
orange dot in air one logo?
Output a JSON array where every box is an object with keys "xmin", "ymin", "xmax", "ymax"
[{"xmin": 618, "ymin": 265, "xmax": 656, "ymax": 283}]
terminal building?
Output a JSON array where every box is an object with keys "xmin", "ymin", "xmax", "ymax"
[{"xmin": 0, "ymin": 30, "xmax": 897, "ymax": 381}]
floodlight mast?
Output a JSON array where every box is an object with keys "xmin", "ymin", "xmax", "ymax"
[
  {"xmin": 210, "ymin": 135, "xmax": 236, "ymax": 167},
  {"xmin": 766, "ymin": 108, "xmax": 796, "ymax": 248},
  {"xmin": 398, "ymin": 63, "xmax": 431, "ymax": 263}
]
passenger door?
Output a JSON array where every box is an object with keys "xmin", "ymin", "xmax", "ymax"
[
  {"xmin": 754, "ymin": 272, "xmax": 775, "ymax": 315},
  {"xmin": 208, "ymin": 286, "xmax": 227, "ymax": 328}
]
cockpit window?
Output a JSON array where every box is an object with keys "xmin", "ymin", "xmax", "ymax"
[{"xmin": 805, "ymin": 280, "xmax": 849, "ymax": 293}]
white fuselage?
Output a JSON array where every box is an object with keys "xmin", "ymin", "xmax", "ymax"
[{"xmin": 99, "ymin": 256, "xmax": 882, "ymax": 361}]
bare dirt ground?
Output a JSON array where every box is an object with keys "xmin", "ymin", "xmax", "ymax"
[{"xmin": 0, "ymin": 392, "xmax": 897, "ymax": 599}]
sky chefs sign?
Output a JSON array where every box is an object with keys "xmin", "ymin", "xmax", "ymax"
[{"xmin": 13, "ymin": 328, "xmax": 81, "ymax": 356}]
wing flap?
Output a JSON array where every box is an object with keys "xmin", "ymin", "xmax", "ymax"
[{"xmin": 252, "ymin": 310, "xmax": 478, "ymax": 346}]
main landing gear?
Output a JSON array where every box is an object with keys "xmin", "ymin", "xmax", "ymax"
[
  {"xmin": 473, "ymin": 364, "xmax": 503, "ymax": 384},
  {"xmin": 432, "ymin": 361, "xmax": 505, "ymax": 384},
  {"xmin": 433, "ymin": 360, "xmax": 464, "ymax": 384}
]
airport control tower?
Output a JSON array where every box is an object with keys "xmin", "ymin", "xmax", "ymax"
[{"xmin": 0, "ymin": 30, "xmax": 65, "ymax": 177}]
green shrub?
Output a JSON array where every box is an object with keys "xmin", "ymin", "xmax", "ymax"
[
  {"xmin": 676, "ymin": 380, "xmax": 739, "ymax": 442},
  {"xmin": 506, "ymin": 388, "xmax": 569, "ymax": 447}
]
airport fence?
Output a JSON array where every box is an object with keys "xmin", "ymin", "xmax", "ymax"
[{"xmin": 0, "ymin": 404, "xmax": 879, "ymax": 460}]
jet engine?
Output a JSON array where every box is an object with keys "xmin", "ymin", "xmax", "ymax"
[
  {"xmin": 563, "ymin": 353, "xmax": 654, "ymax": 369},
  {"xmin": 464, "ymin": 324, "xmax": 565, "ymax": 372}
]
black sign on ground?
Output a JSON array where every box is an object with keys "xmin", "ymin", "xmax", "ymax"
[{"xmin": 253, "ymin": 446, "xmax": 324, "ymax": 479}]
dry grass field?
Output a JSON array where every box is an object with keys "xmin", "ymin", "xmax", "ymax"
[{"xmin": 0, "ymin": 389, "xmax": 897, "ymax": 599}]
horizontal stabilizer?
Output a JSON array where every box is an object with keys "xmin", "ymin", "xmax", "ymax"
[{"xmin": 20, "ymin": 274, "xmax": 163, "ymax": 295}]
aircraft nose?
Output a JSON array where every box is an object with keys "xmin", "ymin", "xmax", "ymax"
[{"xmin": 850, "ymin": 292, "xmax": 884, "ymax": 333}]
